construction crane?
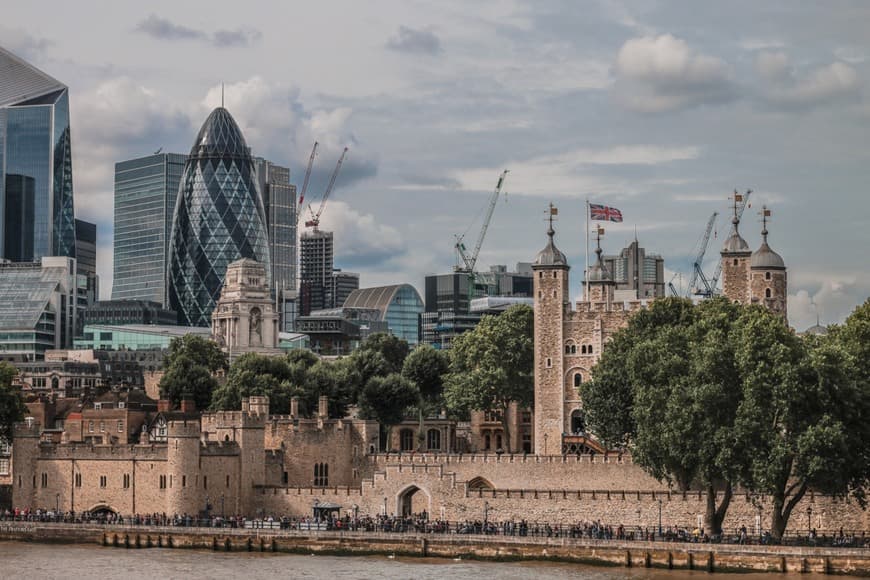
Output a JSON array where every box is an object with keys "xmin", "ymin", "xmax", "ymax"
[
  {"xmin": 296, "ymin": 141, "xmax": 319, "ymax": 213},
  {"xmin": 305, "ymin": 147, "xmax": 348, "ymax": 231},
  {"xmin": 708, "ymin": 189, "xmax": 751, "ymax": 294},
  {"xmin": 689, "ymin": 211, "xmax": 719, "ymax": 297},
  {"xmin": 454, "ymin": 170, "xmax": 509, "ymax": 273},
  {"xmin": 667, "ymin": 272, "xmax": 682, "ymax": 297}
]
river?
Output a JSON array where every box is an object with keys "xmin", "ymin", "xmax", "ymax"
[{"xmin": 0, "ymin": 541, "xmax": 830, "ymax": 579}]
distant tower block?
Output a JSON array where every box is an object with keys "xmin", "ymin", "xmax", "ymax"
[{"xmin": 720, "ymin": 193, "xmax": 752, "ymax": 304}]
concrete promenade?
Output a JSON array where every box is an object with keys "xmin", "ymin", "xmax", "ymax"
[{"xmin": 1, "ymin": 522, "xmax": 870, "ymax": 575}]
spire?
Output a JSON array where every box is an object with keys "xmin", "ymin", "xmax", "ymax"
[
  {"xmin": 722, "ymin": 189, "xmax": 750, "ymax": 254},
  {"xmin": 547, "ymin": 202, "xmax": 556, "ymax": 238},
  {"xmin": 750, "ymin": 205, "xmax": 785, "ymax": 270},
  {"xmin": 221, "ymin": 82, "xmax": 225, "ymax": 108},
  {"xmin": 534, "ymin": 203, "xmax": 567, "ymax": 267},
  {"xmin": 761, "ymin": 204, "xmax": 769, "ymax": 243}
]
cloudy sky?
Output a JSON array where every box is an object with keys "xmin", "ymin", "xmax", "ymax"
[{"xmin": 3, "ymin": 0, "xmax": 869, "ymax": 329}]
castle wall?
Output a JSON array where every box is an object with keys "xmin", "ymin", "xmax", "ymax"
[
  {"xmin": 721, "ymin": 253, "xmax": 751, "ymax": 303},
  {"xmin": 750, "ymin": 269, "xmax": 788, "ymax": 319}
]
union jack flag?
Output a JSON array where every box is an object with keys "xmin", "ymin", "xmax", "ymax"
[{"xmin": 589, "ymin": 203, "xmax": 623, "ymax": 222}]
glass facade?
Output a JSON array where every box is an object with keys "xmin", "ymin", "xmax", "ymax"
[
  {"xmin": 168, "ymin": 107, "xmax": 271, "ymax": 327},
  {"xmin": 342, "ymin": 284, "xmax": 424, "ymax": 345},
  {"xmin": 74, "ymin": 324, "xmax": 211, "ymax": 351},
  {"xmin": 112, "ymin": 153, "xmax": 186, "ymax": 306}
]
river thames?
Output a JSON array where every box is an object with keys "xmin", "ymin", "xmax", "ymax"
[{"xmin": 0, "ymin": 542, "xmax": 829, "ymax": 579}]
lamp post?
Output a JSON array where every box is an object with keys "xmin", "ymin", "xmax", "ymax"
[
  {"xmin": 657, "ymin": 498, "xmax": 662, "ymax": 537},
  {"xmin": 383, "ymin": 497, "xmax": 388, "ymax": 517},
  {"xmin": 220, "ymin": 494, "xmax": 225, "ymax": 520},
  {"xmin": 806, "ymin": 507, "xmax": 813, "ymax": 533},
  {"xmin": 55, "ymin": 493, "xmax": 60, "ymax": 515}
]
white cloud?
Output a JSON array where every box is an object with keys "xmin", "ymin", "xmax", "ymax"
[
  {"xmin": 756, "ymin": 52, "xmax": 860, "ymax": 108},
  {"xmin": 314, "ymin": 200, "xmax": 406, "ymax": 271},
  {"xmin": 788, "ymin": 274, "xmax": 870, "ymax": 332},
  {"xmin": 613, "ymin": 34, "xmax": 735, "ymax": 113}
]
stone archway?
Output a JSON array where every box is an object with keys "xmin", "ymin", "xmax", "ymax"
[
  {"xmin": 89, "ymin": 504, "xmax": 118, "ymax": 516},
  {"xmin": 396, "ymin": 484, "xmax": 431, "ymax": 518}
]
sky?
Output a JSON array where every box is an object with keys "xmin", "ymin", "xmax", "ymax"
[{"xmin": 2, "ymin": 0, "xmax": 869, "ymax": 330}]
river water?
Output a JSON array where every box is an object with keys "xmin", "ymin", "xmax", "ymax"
[{"xmin": 0, "ymin": 542, "xmax": 824, "ymax": 579}]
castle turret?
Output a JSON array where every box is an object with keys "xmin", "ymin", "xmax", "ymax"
[
  {"xmin": 584, "ymin": 229, "xmax": 615, "ymax": 303},
  {"xmin": 750, "ymin": 206, "xmax": 787, "ymax": 320},
  {"xmin": 236, "ymin": 397, "xmax": 266, "ymax": 514},
  {"xmin": 721, "ymin": 192, "xmax": 752, "ymax": 304},
  {"xmin": 532, "ymin": 205, "xmax": 569, "ymax": 456},
  {"xmin": 166, "ymin": 418, "xmax": 202, "ymax": 516},
  {"xmin": 11, "ymin": 418, "xmax": 41, "ymax": 510}
]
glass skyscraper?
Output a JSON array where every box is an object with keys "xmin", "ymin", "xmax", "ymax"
[
  {"xmin": 0, "ymin": 45, "xmax": 76, "ymax": 263},
  {"xmin": 167, "ymin": 107, "xmax": 271, "ymax": 327},
  {"xmin": 112, "ymin": 153, "xmax": 186, "ymax": 306}
]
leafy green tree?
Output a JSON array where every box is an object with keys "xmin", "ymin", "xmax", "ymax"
[
  {"xmin": 355, "ymin": 332, "xmax": 409, "ymax": 374},
  {"xmin": 348, "ymin": 349, "xmax": 391, "ymax": 389},
  {"xmin": 291, "ymin": 361, "xmax": 355, "ymax": 418},
  {"xmin": 0, "ymin": 363, "xmax": 27, "ymax": 442},
  {"xmin": 358, "ymin": 373, "xmax": 420, "ymax": 444},
  {"xmin": 403, "ymin": 344, "xmax": 450, "ymax": 450},
  {"xmin": 732, "ymin": 306, "xmax": 870, "ymax": 541},
  {"xmin": 210, "ymin": 353, "xmax": 293, "ymax": 414},
  {"xmin": 165, "ymin": 334, "xmax": 228, "ymax": 373},
  {"xmin": 286, "ymin": 349, "xmax": 320, "ymax": 370},
  {"xmin": 158, "ymin": 354, "xmax": 219, "ymax": 410},
  {"xmin": 444, "ymin": 304, "xmax": 533, "ymax": 450},
  {"xmin": 833, "ymin": 298, "xmax": 870, "ymax": 386},
  {"xmin": 583, "ymin": 297, "xmax": 743, "ymax": 535}
]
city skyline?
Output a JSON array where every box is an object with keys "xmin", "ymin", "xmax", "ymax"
[{"xmin": 1, "ymin": 1, "xmax": 869, "ymax": 329}]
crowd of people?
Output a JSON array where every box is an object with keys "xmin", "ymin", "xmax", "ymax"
[{"xmin": 2, "ymin": 507, "xmax": 867, "ymax": 548}]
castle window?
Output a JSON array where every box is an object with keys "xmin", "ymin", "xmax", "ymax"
[
  {"xmin": 99, "ymin": 475, "xmax": 107, "ymax": 488},
  {"xmin": 484, "ymin": 434, "xmax": 491, "ymax": 450},
  {"xmin": 565, "ymin": 345, "xmax": 570, "ymax": 355},
  {"xmin": 427, "ymin": 429, "xmax": 441, "ymax": 451},
  {"xmin": 41, "ymin": 473, "xmax": 48, "ymax": 488},
  {"xmin": 88, "ymin": 421, "xmax": 94, "ymax": 433},
  {"xmin": 574, "ymin": 373, "xmax": 582, "ymax": 388},
  {"xmin": 74, "ymin": 473, "xmax": 81, "ymax": 487},
  {"xmin": 123, "ymin": 474, "xmax": 130, "ymax": 489},
  {"xmin": 204, "ymin": 476, "xmax": 208, "ymax": 489},
  {"xmin": 400, "ymin": 428, "xmax": 415, "ymax": 452},
  {"xmin": 99, "ymin": 421, "xmax": 105, "ymax": 433},
  {"xmin": 553, "ymin": 271, "xmax": 557, "ymax": 278},
  {"xmin": 282, "ymin": 472, "xmax": 288, "ymax": 485},
  {"xmin": 182, "ymin": 475, "xmax": 187, "ymax": 488},
  {"xmin": 581, "ymin": 345, "xmax": 587, "ymax": 354},
  {"xmin": 733, "ymin": 259, "xmax": 738, "ymax": 266},
  {"xmin": 588, "ymin": 345, "xmax": 594, "ymax": 355},
  {"xmin": 539, "ymin": 272, "xmax": 543, "ymax": 279},
  {"xmin": 496, "ymin": 434, "xmax": 503, "ymax": 450},
  {"xmin": 553, "ymin": 290, "xmax": 557, "ymax": 298},
  {"xmin": 546, "ymin": 358, "xmax": 552, "ymax": 368},
  {"xmin": 159, "ymin": 475, "xmax": 167, "ymax": 489},
  {"xmin": 765, "ymin": 271, "xmax": 771, "ymax": 280},
  {"xmin": 117, "ymin": 420, "xmax": 123, "ymax": 433},
  {"xmin": 765, "ymin": 288, "xmax": 771, "ymax": 298},
  {"xmin": 314, "ymin": 463, "xmax": 329, "ymax": 486},
  {"xmin": 226, "ymin": 475, "xmax": 230, "ymax": 488}
]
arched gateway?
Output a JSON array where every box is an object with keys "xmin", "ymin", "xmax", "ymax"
[{"xmin": 396, "ymin": 484, "xmax": 431, "ymax": 517}]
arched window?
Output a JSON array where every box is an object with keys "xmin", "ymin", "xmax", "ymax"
[
  {"xmin": 733, "ymin": 259, "xmax": 738, "ymax": 266},
  {"xmin": 427, "ymin": 429, "xmax": 441, "ymax": 451},
  {"xmin": 546, "ymin": 358, "xmax": 552, "ymax": 368},
  {"xmin": 765, "ymin": 288, "xmax": 771, "ymax": 298},
  {"xmin": 570, "ymin": 410, "xmax": 586, "ymax": 435},
  {"xmin": 765, "ymin": 271, "xmax": 771, "ymax": 280},
  {"xmin": 570, "ymin": 345, "xmax": 576, "ymax": 354},
  {"xmin": 588, "ymin": 345, "xmax": 594, "ymax": 355},
  {"xmin": 539, "ymin": 272, "xmax": 543, "ymax": 279},
  {"xmin": 553, "ymin": 271, "xmax": 557, "ymax": 278},
  {"xmin": 565, "ymin": 345, "xmax": 570, "ymax": 355},
  {"xmin": 484, "ymin": 433, "xmax": 491, "ymax": 451},
  {"xmin": 495, "ymin": 434, "xmax": 503, "ymax": 450},
  {"xmin": 400, "ymin": 428, "xmax": 415, "ymax": 452},
  {"xmin": 581, "ymin": 345, "xmax": 587, "ymax": 354},
  {"xmin": 573, "ymin": 373, "xmax": 582, "ymax": 387}
]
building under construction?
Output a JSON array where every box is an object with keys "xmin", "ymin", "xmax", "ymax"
[{"xmin": 298, "ymin": 230, "xmax": 359, "ymax": 316}]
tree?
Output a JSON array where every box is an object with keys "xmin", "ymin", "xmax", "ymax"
[
  {"xmin": 210, "ymin": 353, "xmax": 293, "ymax": 414},
  {"xmin": 444, "ymin": 304, "xmax": 534, "ymax": 450},
  {"xmin": 358, "ymin": 373, "xmax": 420, "ymax": 445},
  {"xmin": 0, "ymin": 363, "xmax": 27, "ymax": 442},
  {"xmin": 158, "ymin": 354, "xmax": 219, "ymax": 410},
  {"xmin": 403, "ymin": 344, "xmax": 450, "ymax": 450},
  {"xmin": 355, "ymin": 332, "xmax": 409, "ymax": 374},
  {"xmin": 291, "ymin": 361, "xmax": 355, "ymax": 418},
  {"xmin": 732, "ymin": 305, "xmax": 870, "ymax": 541},
  {"xmin": 165, "ymin": 334, "xmax": 227, "ymax": 374},
  {"xmin": 582, "ymin": 297, "xmax": 743, "ymax": 535}
]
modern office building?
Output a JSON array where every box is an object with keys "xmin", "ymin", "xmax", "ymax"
[
  {"xmin": 299, "ymin": 230, "xmax": 333, "ymax": 316},
  {"xmin": 602, "ymin": 239, "xmax": 665, "ymax": 300},
  {"xmin": 253, "ymin": 157, "xmax": 297, "ymax": 334},
  {"xmin": 0, "ymin": 45, "xmax": 76, "ymax": 263},
  {"xmin": 167, "ymin": 107, "xmax": 271, "ymax": 327},
  {"xmin": 74, "ymin": 324, "xmax": 211, "ymax": 351},
  {"xmin": 342, "ymin": 284, "xmax": 424, "ymax": 345},
  {"xmin": 421, "ymin": 263, "xmax": 533, "ymax": 349},
  {"xmin": 112, "ymin": 152, "xmax": 186, "ymax": 306},
  {"xmin": 84, "ymin": 299, "xmax": 177, "ymax": 326},
  {"xmin": 0, "ymin": 256, "xmax": 77, "ymax": 361},
  {"xmin": 74, "ymin": 219, "xmax": 98, "ymax": 312}
]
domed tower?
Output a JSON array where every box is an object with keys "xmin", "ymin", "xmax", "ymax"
[
  {"xmin": 750, "ymin": 206, "xmax": 787, "ymax": 320},
  {"xmin": 532, "ymin": 205, "xmax": 569, "ymax": 456},
  {"xmin": 168, "ymin": 107, "xmax": 272, "ymax": 327},
  {"xmin": 584, "ymin": 229, "xmax": 615, "ymax": 303},
  {"xmin": 720, "ymin": 193, "xmax": 752, "ymax": 304}
]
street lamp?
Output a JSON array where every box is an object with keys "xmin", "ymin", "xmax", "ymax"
[
  {"xmin": 383, "ymin": 497, "xmax": 388, "ymax": 517},
  {"xmin": 220, "ymin": 494, "xmax": 225, "ymax": 520},
  {"xmin": 55, "ymin": 493, "xmax": 60, "ymax": 516},
  {"xmin": 658, "ymin": 498, "xmax": 662, "ymax": 537},
  {"xmin": 806, "ymin": 507, "xmax": 813, "ymax": 533}
]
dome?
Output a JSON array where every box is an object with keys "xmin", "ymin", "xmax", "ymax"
[
  {"xmin": 168, "ymin": 107, "xmax": 271, "ymax": 327},
  {"xmin": 534, "ymin": 227, "xmax": 568, "ymax": 267},
  {"xmin": 586, "ymin": 245, "xmax": 612, "ymax": 283},
  {"xmin": 751, "ymin": 241, "xmax": 785, "ymax": 270},
  {"xmin": 722, "ymin": 231, "xmax": 750, "ymax": 253}
]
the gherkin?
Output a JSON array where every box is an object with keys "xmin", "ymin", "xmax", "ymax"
[{"xmin": 168, "ymin": 107, "xmax": 271, "ymax": 327}]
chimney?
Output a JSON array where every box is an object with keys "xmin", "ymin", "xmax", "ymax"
[
  {"xmin": 157, "ymin": 399, "xmax": 171, "ymax": 413},
  {"xmin": 180, "ymin": 398, "xmax": 196, "ymax": 414},
  {"xmin": 318, "ymin": 395, "xmax": 328, "ymax": 419},
  {"xmin": 290, "ymin": 396, "xmax": 299, "ymax": 419}
]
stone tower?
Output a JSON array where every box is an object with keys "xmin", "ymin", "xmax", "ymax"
[
  {"xmin": 585, "ymin": 229, "xmax": 615, "ymax": 303},
  {"xmin": 212, "ymin": 258, "xmax": 279, "ymax": 353},
  {"xmin": 720, "ymin": 193, "xmax": 752, "ymax": 304},
  {"xmin": 532, "ymin": 206, "xmax": 569, "ymax": 456},
  {"xmin": 749, "ymin": 206, "xmax": 788, "ymax": 320},
  {"xmin": 11, "ymin": 419, "xmax": 41, "ymax": 510},
  {"xmin": 166, "ymin": 418, "xmax": 202, "ymax": 516},
  {"xmin": 236, "ymin": 397, "xmax": 267, "ymax": 515}
]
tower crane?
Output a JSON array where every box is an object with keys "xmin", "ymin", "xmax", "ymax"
[
  {"xmin": 454, "ymin": 169, "xmax": 509, "ymax": 273},
  {"xmin": 708, "ymin": 189, "xmax": 751, "ymax": 294},
  {"xmin": 689, "ymin": 211, "xmax": 718, "ymax": 297},
  {"xmin": 305, "ymin": 147, "xmax": 348, "ymax": 231},
  {"xmin": 296, "ymin": 141, "xmax": 319, "ymax": 214}
]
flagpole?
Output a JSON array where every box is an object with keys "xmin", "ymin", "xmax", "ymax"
[{"xmin": 585, "ymin": 198, "xmax": 590, "ymax": 302}]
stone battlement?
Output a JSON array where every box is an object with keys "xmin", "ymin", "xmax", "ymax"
[
  {"xmin": 573, "ymin": 300, "xmax": 648, "ymax": 314},
  {"xmin": 369, "ymin": 453, "xmax": 634, "ymax": 465},
  {"xmin": 37, "ymin": 443, "xmax": 168, "ymax": 461}
]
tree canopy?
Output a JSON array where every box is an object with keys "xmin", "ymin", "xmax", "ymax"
[
  {"xmin": 0, "ymin": 362, "xmax": 27, "ymax": 442},
  {"xmin": 158, "ymin": 354, "xmax": 219, "ymax": 411},
  {"xmin": 354, "ymin": 332, "xmax": 409, "ymax": 374},
  {"xmin": 165, "ymin": 334, "xmax": 228, "ymax": 373},
  {"xmin": 357, "ymin": 373, "xmax": 419, "ymax": 434},
  {"xmin": 444, "ymin": 304, "xmax": 534, "ymax": 449},
  {"xmin": 210, "ymin": 353, "xmax": 293, "ymax": 414},
  {"xmin": 402, "ymin": 344, "xmax": 450, "ymax": 408}
]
